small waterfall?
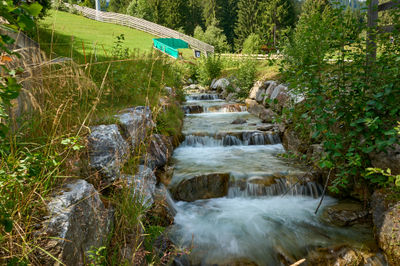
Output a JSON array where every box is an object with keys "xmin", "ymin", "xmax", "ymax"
[
  {"xmin": 242, "ymin": 132, "xmax": 281, "ymax": 145},
  {"xmin": 228, "ymin": 178, "xmax": 323, "ymax": 198},
  {"xmin": 205, "ymin": 104, "xmax": 247, "ymax": 113},
  {"xmin": 222, "ymin": 135, "xmax": 242, "ymax": 146},
  {"xmin": 164, "ymin": 188, "xmax": 178, "ymax": 216},
  {"xmin": 182, "ymin": 135, "xmax": 223, "ymax": 147},
  {"xmin": 181, "ymin": 134, "xmax": 281, "ymax": 147},
  {"xmin": 186, "ymin": 94, "xmax": 219, "ymax": 101}
]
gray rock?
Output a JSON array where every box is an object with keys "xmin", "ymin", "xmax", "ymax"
[
  {"xmin": 306, "ymin": 246, "xmax": 386, "ymax": 266},
  {"xmin": 320, "ymin": 200, "xmax": 369, "ymax": 226},
  {"xmin": 369, "ymin": 144, "xmax": 400, "ymax": 175},
  {"xmin": 116, "ymin": 106, "xmax": 154, "ymax": 150},
  {"xmin": 172, "ymin": 173, "xmax": 230, "ymax": 202},
  {"xmin": 245, "ymin": 99, "xmax": 277, "ymax": 123},
  {"xmin": 41, "ymin": 179, "xmax": 113, "ymax": 266},
  {"xmin": 144, "ymin": 134, "xmax": 173, "ymax": 170},
  {"xmin": 182, "ymin": 105, "xmax": 203, "ymax": 114},
  {"xmin": 270, "ymin": 84, "xmax": 287, "ymax": 100},
  {"xmin": 211, "ymin": 78, "xmax": 230, "ymax": 91},
  {"xmin": 231, "ymin": 118, "xmax": 247, "ymax": 124},
  {"xmin": 249, "ymin": 80, "xmax": 266, "ymax": 102},
  {"xmin": 123, "ymin": 165, "xmax": 157, "ymax": 207},
  {"xmin": 164, "ymin": 86, "xmax": 173, "ymax": 95},
  {"xmin": 371, "ymin": 190, "xmax": 400, "ymax": 265},
  {"xmin": 225, "ymin": 92, "xmax": 237, "ymax": 102},
  {"xmin": 88, "ymin": 124, "xmax": 129, "ymax": 181},
  {"xmin": 282, "ymin": 129, "xmax": 308, "ymax": 154}
]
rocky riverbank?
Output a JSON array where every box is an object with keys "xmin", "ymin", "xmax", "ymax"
[{"xmin": 37, "ymin": 87, "xmax": 179, "ymax": 265}]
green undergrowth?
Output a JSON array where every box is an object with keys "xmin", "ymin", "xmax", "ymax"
[
  {"xmin": 280, "ymin": 2, "xmax": 400, "ymax": 194},
  {"xmin": 1, "ymin": 12, "xmax": 185, "ymax": 264}
]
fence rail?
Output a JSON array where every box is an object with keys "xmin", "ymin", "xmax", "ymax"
[
  {"xmin": 220, "ymin": 53, "xmax": 281, "ymax": 60},
  {"xmin": 64, "ymin": 4, "xmax": 214, "ymax": 54}
]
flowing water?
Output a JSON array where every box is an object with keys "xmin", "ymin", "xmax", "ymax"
[{"xmin": 167, "ymin": 93, "xmax": 377, "ymax": 265}]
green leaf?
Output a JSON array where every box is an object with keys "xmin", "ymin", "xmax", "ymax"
[{"xmin": 22, "ymin": 2, "xmax": 43, "ymax": 17}]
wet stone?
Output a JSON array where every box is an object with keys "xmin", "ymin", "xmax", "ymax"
[
  {"xmin": 320, "ymin": 200, "xmax": 370, "ymax": 226},
  {"xmin": 172, "ymin": 173, "xmax": 230, "ymax": 202}
]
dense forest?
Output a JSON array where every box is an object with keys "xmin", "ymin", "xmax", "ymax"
[{"xmin": 76, "ymin": 0, "xmax": 366, "ymax": 52}]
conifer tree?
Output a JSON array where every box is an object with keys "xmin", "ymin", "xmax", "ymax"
[{"xmin": 234, "ymin": 0, "xmax": 262, "ymax": 51}]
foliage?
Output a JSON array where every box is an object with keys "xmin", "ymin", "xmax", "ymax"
[
  {"xmin": 281, "ymin": 3, "xmax": 400, "ymax": 192},
  {"xmin": 193, "ymin": 20, "xmax": 231, "ymax": 53},
  {"xmin": 197, "ymin": 55, "xmax": 222, "ymax": 85},
  {"xmin": 234, "ymin": 0, "xmax": 262, "ymax": 50},
  {"xmin": 242, "ymin": 33, "xmax": 262, "ymax": 54},
  {"xmin": 111, "ymin": 34, "xmax": 130, "ymax": 59},
  {"xmin": 232, "ymin": 59, "xmax": 257, "ymax": 98}
]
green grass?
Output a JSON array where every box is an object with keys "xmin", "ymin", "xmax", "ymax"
[{"xmin": 38, "ymin": 10, "xmax": 156, "ymax": 62}]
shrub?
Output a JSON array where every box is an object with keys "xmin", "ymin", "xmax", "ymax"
[
  {"xmin": 197, "ymin": 55, "xmax": 222, "ymax": 86},
  {"xmin": 242, "ymin": 33, "xmax": 262, "ymax": 54},
  {"xmin": 281, "ymin": 3, "xmax": 400, "ymax": 192}
]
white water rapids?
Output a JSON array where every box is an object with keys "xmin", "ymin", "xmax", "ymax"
[{"xmin": 166, "ymin": 93, "xmax": 376, "ymax": 265}]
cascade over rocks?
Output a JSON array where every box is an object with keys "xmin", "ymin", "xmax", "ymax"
[
  {"xmin": 172, "ymin": 173, "xmax": 230, "ymax": 202},
  {"xmin": 88, "ymin": 124, "xmax": 129, "ymax": 182},
  {"xmin": 40, "ymin": 179, "xmax": 113, "ymax": 266}
]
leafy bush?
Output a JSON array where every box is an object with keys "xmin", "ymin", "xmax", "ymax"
[
  {"xmin": 193, "ymin": 20, "xmax": 231, "ymax": 53},
  {"xmin": 197, "ymin": 55, "xmax": 222, "ymax": 86},
  {"xmin": 281, "ymin": 3, "xmax": 400, "ymax": 191},
  {"xmin": 242, "ymin": 33, "xmax": 262, "ymax": 54},
  {"xmin": 234, "ymin": 59, "xmax": 257, "ymax": 98}
]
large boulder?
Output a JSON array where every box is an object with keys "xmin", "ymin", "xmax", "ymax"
[
  {"xmin": 182, "ymin": 105, "xmax": 203, "ymax": 114},
  {"xmin": 249, "ymin": 80, "xmax": 266, "ymax": 102},
  {"xmin": 371, "ymin": 190, "xmax": 400, "ymax": 265},
  {"xmin": 369, "ymin": 144, "xmax": 400, "ymax": 175},
  {"xmin": 88, "ymin": 124, "xmax": 129, "ymax": 182},
  {"xmin": 245, "ymin": 99, "xmax": 277, "ymax": 123},
  {"xmin": 144, "ymin": 134, "xmax": 173, "ymax": 170},
  {"xmin": 211, "ymin": 78, "xmax": 230, "ymax": 91},
  {"xmin": 116, "ymin": 106, "xmax": 154, "ymax": 150},
  {"xmin": 306, "ymin": 246, "xmax": 386, "ymax": 266},
  {"xmin": 320, "ymin": 200, "xmax": 370, "ymax": 227},
  {"xmin": 282, "ymin": 129, "xmax": 308, "ymax": 154},
  {"xmin": 40, "ymin": 179, "xmax": 113, "ymax": 266},
  {"xmin": 172, "ymin": 173, "xmax": 230, "ymax": 202}
]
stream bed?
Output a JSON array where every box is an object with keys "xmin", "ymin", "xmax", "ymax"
[{"xmin": 167, "ymin": 92, "xmax": 379, "ymax": 265}]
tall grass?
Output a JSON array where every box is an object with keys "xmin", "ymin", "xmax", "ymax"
[{"xmin": 1, "ymin": 24, "xmax": 184, "ymax": 265}]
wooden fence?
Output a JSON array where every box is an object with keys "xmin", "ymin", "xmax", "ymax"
[
  {"xmin": 64, "ymin": 3, "xmax": 214, "ymax": 54},
  {"xmin": 220, "ymin": 53, "xmax": 281, "ymax": 60},
  {"xmin": 367, "ymin": 0, "xmax": 399, "ymax": 64}
]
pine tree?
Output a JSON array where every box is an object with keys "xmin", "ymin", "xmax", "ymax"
[
  {"xmin": 186, "ymin": 0, "xmax": 204, "ymax": 35},
  {"xmin": 234, "ymin": 0, "xmax": 262, "ymax": 51},
  {"xmin": 260, "ymin": 0, "xmax": 296, "ymax": 47},
  {"xmin": 162, "ymin": 0, "xmax": 188, "ymax": 31}
]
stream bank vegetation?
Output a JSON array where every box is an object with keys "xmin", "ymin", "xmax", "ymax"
[
  {"xmin": 281, "ymin": 0, "xmax": 400, "ymax": 196},
  {"xmin": 1, "ymin": 2, "xmax": 185, "ymax": 264}
]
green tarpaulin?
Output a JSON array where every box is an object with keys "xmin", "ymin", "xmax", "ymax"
[{"xmin": 153, "ymin": 38, "xmax": 189, "ymax": 59}]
